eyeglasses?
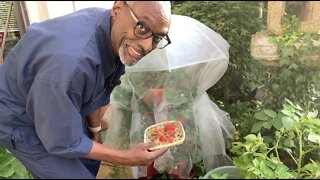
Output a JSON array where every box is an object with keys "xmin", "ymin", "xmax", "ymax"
[{"xmin": 123, "ymin": 1, "xmax": 171, "ymax": 49}]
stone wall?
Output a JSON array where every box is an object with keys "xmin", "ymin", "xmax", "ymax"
[{"xmin": 251, "ymin": 1, "xmax": 320, "ymax": 66}]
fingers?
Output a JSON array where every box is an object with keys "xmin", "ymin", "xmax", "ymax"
[
  {"xmin": 144, "ymin": 140, "xmax": 160, "ymax": 152},
  {"xmin": 139, "ymin": 142, "xmax": 168, "ymax": 156},
  {"xmin": 127, "ymin": 142, "xmax": 168, "ymax": 166},
  {"xmin": 151, "ymin": 147, "xmax": 168, "ymax": 156},
  {"xmin": 145, "ymin": 142, "xmax": 168, "ymax": 155},
  {"xmin": 147, "ymin": 140, "xmax": 160, "ymax": 148}
]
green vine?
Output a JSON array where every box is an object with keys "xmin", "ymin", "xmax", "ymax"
[{"xmin": 264, "ymin": 14, "xmax": 320, "ymax": 111}]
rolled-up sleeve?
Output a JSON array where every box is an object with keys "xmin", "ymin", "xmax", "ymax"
[{"xmin": 26, "ymin": 77, "xmax": 92, "ymax": 158}]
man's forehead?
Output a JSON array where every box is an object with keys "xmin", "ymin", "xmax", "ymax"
[
  {"xmin": 129, "ymin": 1, "xmax": 170, "ymax": 17},
  {"xmin": 130, "ymin": 1, "xmax": 171, "ymax": 33}
]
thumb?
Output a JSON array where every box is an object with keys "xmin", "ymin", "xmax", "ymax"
[
  {"xmin": 146, "ymin": 140, "xmax": 169, "ymax": 153},
  {"xmin": 149, "ymin": 146, "xmax": 168, "ymax": 156},
  {"xmin": 145, "ymin": 140, "xmax": 160, "ymax": 149}
]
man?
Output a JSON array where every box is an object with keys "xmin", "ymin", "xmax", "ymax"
[{"xmin": 0, "ymin": 1, "xmax": 171, "ymax": 179}]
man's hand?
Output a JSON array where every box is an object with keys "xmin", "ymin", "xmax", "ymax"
[
  {"xmin": 120, "ymin": 141, "xmax": 168, "ymax": 166},
  {"xmin": 142, "ymin": 89, "xmax": 164, "ymax": 107},
  {"xmin": 84, "ymin": 140, "xmax": 168, "ymax": 166}
]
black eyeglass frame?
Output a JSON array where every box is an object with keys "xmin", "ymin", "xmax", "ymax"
[{"xmin": 123, "ymin": 1, "xmax": 171, "ymax": 49}]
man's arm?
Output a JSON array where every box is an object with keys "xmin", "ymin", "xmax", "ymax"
[
  {"xmin": 87, "ymin": 107, "xmax": 103, "ymax": 143},
  {"xmin": 87, "ymin": 107, "xmax": 103, "ymax": 129},
  {"xmin": 87, "ymin": 105, "xmax": 111, "ymax": 143},
  {"xmin": 84, "ymin": 140, "xmax": 167, "ymax": 166},
  {"xmin": 86, "ymin": 105, "xmax": 167, "ymax": 166}
]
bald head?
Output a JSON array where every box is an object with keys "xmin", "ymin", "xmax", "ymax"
[{"xmin": 126, "ymin": 1, "xmax": 171, "ymax": 21}]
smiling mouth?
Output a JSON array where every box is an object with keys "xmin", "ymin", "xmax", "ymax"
[{"xmin": 127, "ymin": 45, "xmax": 143, "ymax": 59}]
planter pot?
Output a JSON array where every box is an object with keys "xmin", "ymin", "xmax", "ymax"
[
  {"xmin": 168, "ymin": 168, "xmax": 196, "ymax": 179},
  {"xmin": 140, "ymin": 162, "xmax": 196, "ymax": 179},
  {"xmin": 204, "ymin": 166, "xmax": 242, "ymax": 179}
]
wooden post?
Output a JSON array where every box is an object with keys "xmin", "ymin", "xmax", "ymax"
[
  {"xmin": 0, "ymin": 1, "xmax": 13, "ymax": 63},
  {"xmin": 13, "ymin": 1, "xmax": 30, "ymax": 36}
]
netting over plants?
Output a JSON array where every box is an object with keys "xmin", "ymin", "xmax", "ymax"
[{"xmin": 102, "ymin": 15, "xmax": 236, "ymax": 178}]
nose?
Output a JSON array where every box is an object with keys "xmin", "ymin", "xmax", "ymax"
[{"xmin": 138, "ymin": 36, "xmax": 154, "ymax": 53}]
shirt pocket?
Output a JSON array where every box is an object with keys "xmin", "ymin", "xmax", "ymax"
[{"xmin": 11, "ymin": 127, "xmax": 46, "ymax": 156}]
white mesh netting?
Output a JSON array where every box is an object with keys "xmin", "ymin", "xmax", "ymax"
[{"xmin": 102, "ymin": 14, "xmax": 236, "ymax": 178}]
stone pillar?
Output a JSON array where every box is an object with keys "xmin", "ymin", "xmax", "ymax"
[
  {"xmin": 267, "ymin": 1, "xmax": 286, "ymax": 35},
  {"xmin": 250, "ymin": 31, "xmax": 279, "ymax": 66},
  {"xmin": 252, "ymin": 1, "xmax": 320, "ymax": 66},
  {"xmin": 299, "ymin": 1, "xmax": 320, "ymax": 33}
]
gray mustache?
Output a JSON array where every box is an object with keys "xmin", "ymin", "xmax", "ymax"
[{"xmin": 125, "ymin": 40, "xmax": 147, "ymax": 56}]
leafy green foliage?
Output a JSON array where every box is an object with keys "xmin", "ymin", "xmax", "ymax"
[
  {"xmin": 172, "ymin": 1, "xmax": 265, "ymax": 103},
  {"xmin": 231, "ymin": 133, "xmax": 294, "ymax": 179},
  {"xmin": 262, "ymin": 14, "xmax": 320, "ymax": 111},
  {"xmin": 0, "ymin": 146, "xmax": 32, "ymax": 179},
  {"xmin": 204, "ymin": 172, "xmax": 228, "ymax": 179},
  {"xmin": 172, "ymin": 2, "xmax": 320, "ymax": 179},
  {"xmin": 217, "ymin": 100, "xmax": 259, "ymax": 140},
  {"xmin": 231, "ymin": 100, "xmax": 320, "ymax": 179}
]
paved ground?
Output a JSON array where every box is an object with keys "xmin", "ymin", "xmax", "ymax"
[
  {"xmin": 96, "ymin": 162, "xmax": 133, "ymax": 179},
  {"xmin": 96, "ymin": 121, "xmax": 133, "ymax": 179}
]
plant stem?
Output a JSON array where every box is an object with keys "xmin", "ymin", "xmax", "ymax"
[
  {"xmin": 297, "ymin": 131, "xmax": 303, "ymax": 178},
  {"xmin": 286, "ymin": 151, "xmax": 298, "ymax": 166},
  {"xmin": 303, "ymin": 146, "xmax": 320, "ymax": 155},
  {"xmin": 274, "ymin": 130, "xmax": 283, "ymax": 162},
  {"xmin": 266, "ymin": 147, "xmax": 275, "ymax": 155}
]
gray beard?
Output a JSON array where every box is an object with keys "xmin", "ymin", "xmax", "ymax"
[{"xmin": 118, "ymin": 44, "xmax": 139, "ymax": 66}]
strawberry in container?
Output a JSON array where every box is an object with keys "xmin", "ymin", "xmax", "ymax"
[{"xmin": 144, "ymin": 120, "xmax": 185, "ymax": 151}]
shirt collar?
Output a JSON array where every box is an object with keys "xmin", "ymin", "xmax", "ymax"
[{"xmin": 95, "ymin": 9, "xmax": 119, "ymax": 77}]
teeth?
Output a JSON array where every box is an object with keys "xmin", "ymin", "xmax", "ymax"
[{"xmin": 129, "ymin": 46, "xmax": 141, "ymax": 56}]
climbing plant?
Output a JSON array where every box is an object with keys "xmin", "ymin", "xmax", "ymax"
[
  {"xmin": 263, "ymin": 14, "xmax": 320, "ymax": 111},
  {"xmin": 172, "ymin": 1, "xmax": 265, "ymax": 104}
]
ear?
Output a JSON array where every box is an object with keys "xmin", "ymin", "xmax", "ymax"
[{"xmin": 111, "ymin": 1, "xmax": 123, "ymax": 17}]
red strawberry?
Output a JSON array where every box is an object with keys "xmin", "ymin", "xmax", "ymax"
[
  {"xmin": 165, "ymin": 124, "xmax": 175, "ymax": 131},
  {"xmin": 167, "ymin": 138, "xmax": 173, "ymax": 143},
  {"xmin": 168, "ymin": 130, "xmax": 175, "ymax": 137},
  {"xmin": 160, "ymin": 135, "xmax": 167, "ymax": 142},
  {"xmin": 157, "ymin": 132, "xmax": 164, "ymax": 137},
  {"xmin": 152, "ymin": 129, "xmax": 158, "ymax": 135}
]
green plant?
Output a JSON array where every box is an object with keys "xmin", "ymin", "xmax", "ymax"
[
  {"xmin": 201, "ymin": 172, "xmax": 228, "ymax": 179},
  {"xmin": 231, "ymin": 99, "xmax": 320, "ymax": 179},
  {"xmin": 218, "ymin": 100, "xmax": 261, "ymax": 140},
  {"xmin": 172, "ymin": 1, "xmax": 265, "ymax": 104},
  {"xmin": 0, "ymin": 146, "xmax": 32, "ymax": 179},
  {"xmin": 231, "ymin": 133, "xmax": 294, "ymax": 179},
  {"xmin": 264, "ymin": 14, "xmax": 320, "ymax": 111}
]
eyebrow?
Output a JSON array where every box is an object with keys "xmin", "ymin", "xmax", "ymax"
[
  {"xmin": 125, "ymin": 2, "xmax": 168, "ymax": 36},
  {"xmin": 135, "ymin": 19, "xmax": 165, "ymax": 37}
]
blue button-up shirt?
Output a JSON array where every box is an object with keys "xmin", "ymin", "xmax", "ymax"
[{"xmin": 0, "ymin": 8, "xmax": 125, "ymax": 158}]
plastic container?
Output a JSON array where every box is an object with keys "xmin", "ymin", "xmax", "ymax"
[{"xmin": 203, "ymin": 166, "xmax": 242, "ymax": 179}]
